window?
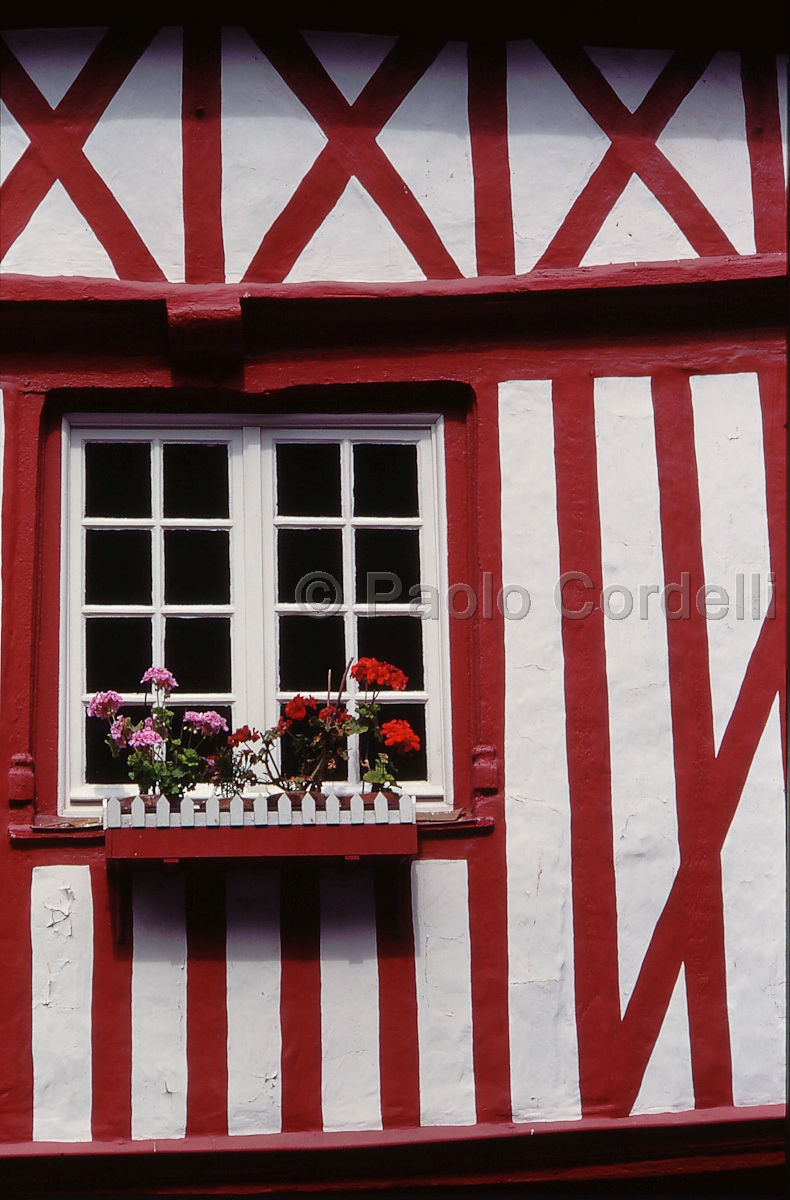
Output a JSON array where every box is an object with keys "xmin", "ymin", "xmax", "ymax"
[{"xmin": 61, "ymin": 414, "xmax": 452, "ymax": 814}]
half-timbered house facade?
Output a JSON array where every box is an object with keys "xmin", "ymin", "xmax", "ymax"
[{"xmin": 0, "ymin": 7, "xmax": 786, "ymax": 1191}]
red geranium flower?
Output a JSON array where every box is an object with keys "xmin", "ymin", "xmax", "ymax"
[
  {"xmin": 381, "ymin": 719, "xmax": 420, "ymax": 753},
  {"xmin": 351, "ymin": 658, "xmax": 408, "ymax": 691},
  {"xmin": 284, "ymin": 695, "xmax": 318, "ymax": 721}
]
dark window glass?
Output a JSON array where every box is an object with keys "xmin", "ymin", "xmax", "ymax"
[
  {"xmin": 163, "ymin": 444, "xmax": 229, "ymax": 518},
  {"xmin": 354, "ymin": 444, "xmax": 418, "ymax": 517},
  {"xmin": 165, "ymin": 530, "xmax": 230, "ymax": 605},
  {"xmin": 276, "ymin": 444, "xmax": 341, "ymax": 516},
  {"xmin": 86, "ymin": 530, "xmax": 152, "ymax": 605},
  {"xmin": 279, "ymin": 615, "xmax": 345, "ymax": 693},
  {"xmin": 356, "ymin": 616, "xmax": 423, "ymax": 689},
  {"xmin": 278, "ymin": 529, "xmax": 343, "ymax": 604},
  {"xmin": 86, "ymin": 617, "xmax": 152, "ymax": 692},
  {"xmin": 85, "ymin": 704, "xmax": 147, "ymax": 784},
  {"xmin": 355, "ymin": 529, "xmax": 420, "ymax": 604},
  {"xmin": 165, "ymin": 617, "xmax": 231, "ymax": 692},
  {"xmin": 85, "ymin": 443, "xmax": 151, "ymax": 517},
  {"xmin": 359, "ymin": 702, "xmax": 427, "ymax": 782}
]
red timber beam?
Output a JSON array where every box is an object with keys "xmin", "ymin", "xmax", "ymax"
[
  {"xmin": 0, "ymin": 30, "xmax": 165, "ymax": 281},
  {"xmin": 468, "ymin": 40, "xmax": 515, "ymax": 277},
  {"xmin": 241, "ymin": 31, "xmax": 463, "ymax": 283},
  {"xmin": 741, "ymin": 54, "xmax": 787, "ymax": 255},
  {"xmin": 553, "ymin": 366, "xmax": 785, "ymax": 1116},
  {"xmin": 535, "ymin": 48, "xmax": 738, "ymax": 269},
  {"xmin": 182, "ymin": 27, "xmax": 226, "ymax": 284}
]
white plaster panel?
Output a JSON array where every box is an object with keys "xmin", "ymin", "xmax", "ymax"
[
  {"xmin": 0, "ymin": 100, "xmax": 30, "ymax": 184},
  {"xmin": 226, "ymin": 868, "xmax": 282, "ymax": 1135},
  {"xmin": 286, "ymin": 177, "xmax": 425, "ymax": 283},
  {"xmin": 778, "ymin": 56, "xmax": 788, "ymax": 184},
  {"xmin": 375, "ymin": 41, "xmax": 476, "ymax": 278},
  {"xmin": 302, "ymin": 30, "xmax": 397, "ymax": 105},
  {"xmin": 691, "ymin": 372, "xmax": 771, "ymax": 751},
  {"xmin": 594, "ymin": 378, "xmax": 679, "ymax": 1013},
  {"xmin": 631, "ymin": 965, "xmax": 694, "ymax": 1114},
  {"xmin": 722, "ymin": 698, "xmax": 786, "ymax": 1106},
  {"xmin": 581, "ymin": 174, "xmax": 697, "ymax": 265},
  {"xmin": 3, "ymin": 27, "xmax": 107, "ymax": 108},
  {"xmin": 1, "ymin": 179, "xmax": 118, "ymax": 278},
  {"xmin": 320, "ymin": 868, "xmax": 382, "ymax": 1132},
  {"xmin": 499, "ymin": 380, "xmax": 581, "ymax": 1122},
  {"xmin": 507, "ymin": 41, "xmax": 611, "ymax": 273},
  {"xmin": 82, "ymin": 26, "xmax": 184, "ymax": 281},
  {"xmin": 221, "ymin": 26, "xmax": 328, "ymax": 284},
  {"xmin": 585, "ymin": 47, "xmax": 673, "ymax": 114},
  {"xmin": 31, "ymin": 864, "xmax": 94, "ymax": 1141},
  {"xmin": 657, "ymin": 53, "xmax": 756, "ymax": 256},
  {"xmin": 411, "ymin": 859, "xmax": 476, "ymax": 1126},
  {"xmin": 131, "ymin": 872, "xmax": 187, "ymax": 1140}
]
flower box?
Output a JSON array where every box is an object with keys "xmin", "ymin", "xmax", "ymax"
[{"xmin": 103, "ymin": 788, "xmax": 418, "ymax": 862}]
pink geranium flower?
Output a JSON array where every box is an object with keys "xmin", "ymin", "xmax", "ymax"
[
  {"xmin": 87, "ymin": 690, "xmax": 124, "ymax": 719},
  {"xmin": 183, "ymin": 710, "xmax": 228, "ymax": 736},
  {"xmin": 110, "ymin": 716, "xmax": 132, "ymax": 747},
  {"xmin": 129, "ymin": 718, "xmax": 165, "ymax": 749},
  {"xmin": 140, "ymin": 666, "xmax": 178, "ymax": 695}
]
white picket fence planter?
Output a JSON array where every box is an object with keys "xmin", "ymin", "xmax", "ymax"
[{"xmin": 103, "ymin": 788, "xmax": 416, "ymax": 830}]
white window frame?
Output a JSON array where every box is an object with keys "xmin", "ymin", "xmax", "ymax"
[{"xmin": 60, "ymin": 412, "xmax": 453, "ymax": 816}]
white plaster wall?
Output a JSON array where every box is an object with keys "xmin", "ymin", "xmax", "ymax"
[
  {"xmin": 691, "ymin": 373, "xmax": 771, "ymax": 751},
  {"xmin": 594, "ymin": 377, "xmax": 680, "ymax": 1015},
  {"xmin": 499, "ymin": 380, "xmax": 581, "ymax": 1122},
  {"xmin": 507, "ymin": 41, "xmax": 610, "ymax": 274},
  {"xmin": 320, "ymin": 868, "xmax": 382, "ymax": 1132},
  {"xmin": 411, "ymin": 859, "xmax": 476, "ymax": 1126},
  {"xmin": 631, "ymin": 965, "xmax": 694, "ymax": 1114},
  {"xmin": 31, "ymin": 864, "xmax": 94, "ymax": 1141},
  {"xmin": 131, "ymin": 872, "xmax": 188, "ymax": 1140},
  {"xmin": 721, "ymin": 699, "xmax": 786, "ymax": 1106},
  {"xmin": 226, "ymin": 867, "xmax": 282, "ymax": 1135}
]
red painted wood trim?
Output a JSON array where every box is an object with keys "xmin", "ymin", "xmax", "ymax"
[
  {"xmin": 3, "ymin": 252, "xmax": 783, "ymax": 308},
  {"xmin": 468, "ymin": 40, "xmax": 515, "ymax": 277},
  {"xmin": 375, "ymin": 864, "xmax": 420, "ymax": 1128},
  {"xmin": 758, "ymin": 362, "xmax": 787, "ymax": 765},
  {"xmin": 279, "ymin": 866, "xmax": 322, "ymax": 1131},
  {"xmin": 536, "ymin": 49, "xmax": 736, "ymax": 268},
  {"xmin": 464, "ymin": 381, "xmax": 511, "ymax": 1122},
  {"xmin": 742, "ymin": 55, "xmax": 787, "ymax": 256},
  {"xmin": 185, "ymin": 869, "xmax": 229, "ymax": 1137},
  {"xmin": 90, "ymin": 865, "xmax": 132, "ymax": 1139},
  {"xmin": 0, "ymin": 1107, "xmax": 783, "ymax": 1192},
  {"xmin": 651, "ymin": 371, "xmax": 733, "ymax": 1109},
  {"xmin": 0, "ymin": 32, "xmax": 165, "ymax": 281},
  {"xmin": 182, "ymin": 28, "xmax": 226, "ymax": 285},
  {"xmin": 32, "ymin": 410, "xmax": 63, "ymax": 816},
  {"xmin": 242, "ymin": 32, "xmax": 461, "ymax": 282},
  {"xmin": 552, "ymin": 375, "xmax": 621, "ymax": 1116},
  {"xmin": 105, "ymin": 823, "xmax": 418, "ymax": 859}
]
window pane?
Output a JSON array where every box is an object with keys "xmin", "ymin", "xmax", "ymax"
[
  {"xmin": 165, "ymin": 530, "xmax": 230, "ymax": 604},
  {"xmin": 279, "ymin": 615, "xmax": 345, "ymax": 693},
  {"xmin": 356, "ymin": 616, "xmax": 423, "ymax": 689},
  {"xmin": 86, "ymin": 617, "xmax": 152, "ymax": 692},
  {"xmin": 364, "ymin": 702, "xmax": 427, "ymax": 781},
  {"xmin": 85, "ymin": 443, "xmax": 151, "ymax": 517},
  {"xmin": 86, "ymin": 530, "xmax": 152, "ymax": 605},
  {"xmin": 278, "ymin": 529, "xmax": 343, "ymax": 604},
  {"xmin": 163, "ymin": 444, "xmax": 229, "ymax": 518},
  {"xmin": 85, "ymin": 704, "xmax": 147, "ymax": 784},
  {"xmin": 277, "ymin": 444, "xmax": 341, "ymax": 516},
  {"xmin": 354, "ymin": 444, "xmax": 418, "ymax": 516},
  {"xmin": 355, "ymin": 529, "xmax": 420, "ymax": 604},
  {"xmin": 165, "ymin": 617, "xmax": 231, "ymax": 692}
]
